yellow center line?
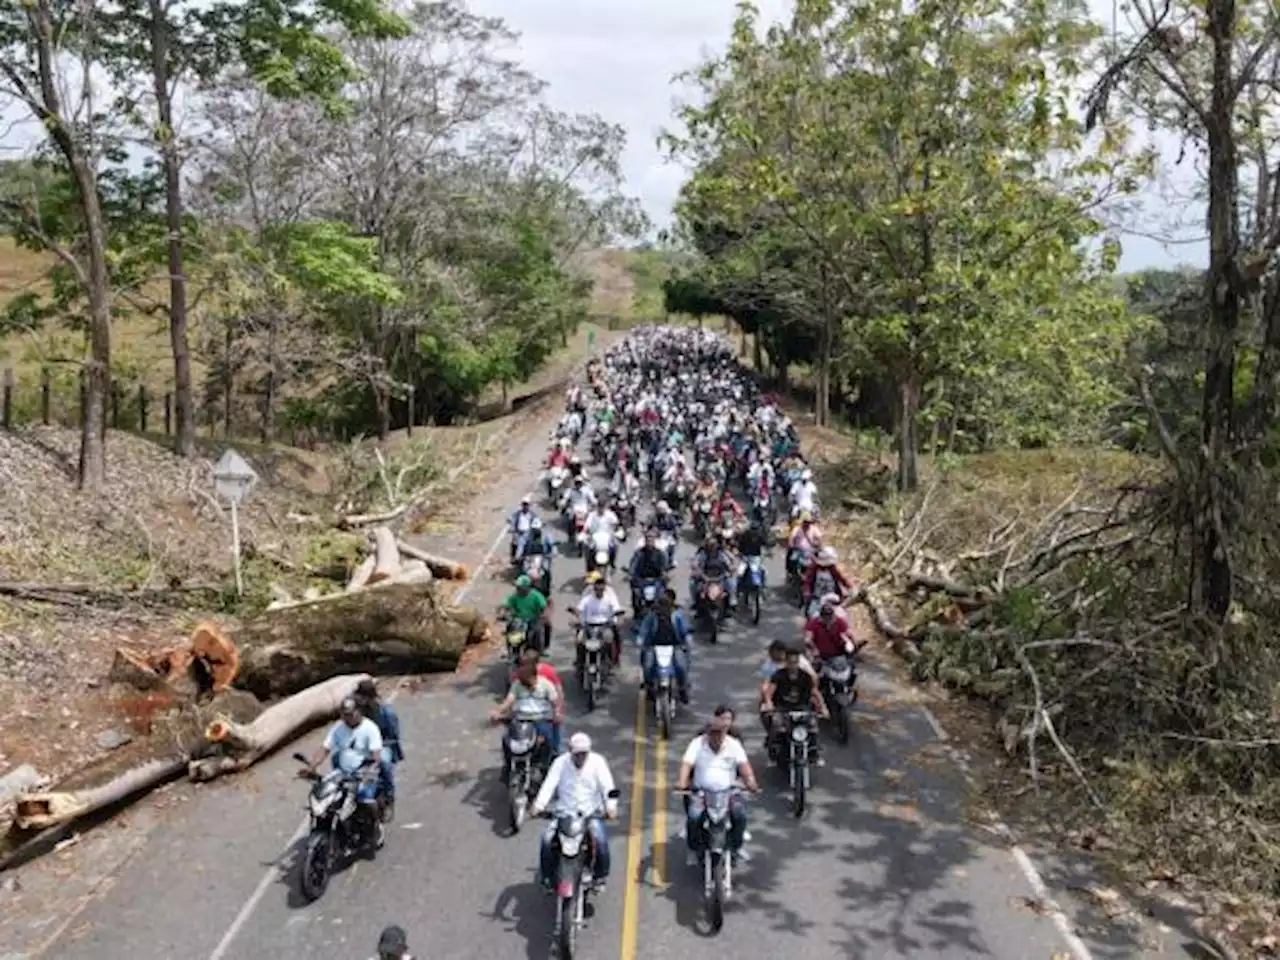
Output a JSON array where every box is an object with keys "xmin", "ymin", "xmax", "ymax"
[
  {"xmin": 619, "ymin": 694, "xmax": 648, "ymax": 960},
  {"xmin": 652, "ymin": 733, "xmax": 669, "ymax": 889}
]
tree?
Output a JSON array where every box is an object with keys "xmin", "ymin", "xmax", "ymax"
[
  {"xmin": 0, "ymin": 0, "xmax": 116, "ymax": 489},
  {"xmin": 1088, "ymin": 0, "xmax": 1280, "ymax": 619}
]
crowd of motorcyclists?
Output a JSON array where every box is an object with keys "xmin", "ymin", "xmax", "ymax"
[{"xmin": 306, "ymin": 324, "xmax": 868, "ymax": 953}]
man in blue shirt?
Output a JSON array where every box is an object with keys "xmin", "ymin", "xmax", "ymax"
[
  {"xmin": 355, "ymin": 679, "xmax": 402, "ymax": 803},
  {"xmin": 637, "ymin": 589, "xmax": 691, "ymax": 703}
]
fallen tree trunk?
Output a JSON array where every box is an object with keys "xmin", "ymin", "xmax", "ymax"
[
  {"xmin": 228, "ymin": 582, "xmax": 489, "ymax": 699},
  {"xmin": 370, "ymin": 526, "xmax": 401, "ymax": 583},
  {"xmin": 396, "ymin": 539, "xmax": 468, "ymax": 580},
  {"xmin": 15, "ymin": 758, "xmax": 187, "ymax": 830},
  {"xmin": 189, "ymin": 673, "xmax": 369, "ymax": 782}
]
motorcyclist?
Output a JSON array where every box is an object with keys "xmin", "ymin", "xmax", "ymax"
[
  {"xmin": 690, "ymin": 533, "xmax": 737, "ymax": 610},
  {"xmin": 711, "ymin": 487, "xmax": 745, "ymax": 529},
  {"xmin": 758, "ymin": 638, "xmax": 817, "ymax": 733},
  {"xmin": 676, "ymin": 709, "xmax": 760, "ymax": 867},
  {"xmin": 627, "ymin": 527, "xmax": 670, "ymax": 613},
  {"xmin": 788, "ymin": 467, "xmax": 819, "ymax": 518},
  {"xmin": 516, "ymin": 516, "xmax": 556, "ymax": 569},
  {"xmin": 354, "ymin": 679, "xmax": 402, "ymax": 805},
  {"xmin": 564, "ymin": 474, "xmax": 596, "ymax": 512},
  {"xmin": 508, "ymin": 495, "xmax": 537, "ymax": 562},
  {"xmin": 498, "ymin": 575, "xmax": 553, "ymax": 651},
  {"xmin": 531, "ymin": 732, "xmax": 619, "ymax": 892},
  {"xmin": 761, "ymin": 645, "xmax": 829, "ymax": 765},
  {"xmin": 305, "ymin": 698, "xmax": 383, "ymax": 799},
  {"xmin": 802, "ymin": 546, "xmax": 853, "ymax": 611},
  {"xmin": 804, "ymin": 598, "xmax": 858, "ymax": 662},
  {"xmin": 547, "ymin": 440, "xmax": 570, "ymax": 469},
  {"xmin": 652, "ymin": 499, "xmax": 679, "ymax": 536},
  {"xmin": 490, "ymin": 658, "xmax": 563, "ymax": 783},
  {"xmin": 638, "ymin": 590, "xmax": 692, "ymax": 703},
  {"xmin": 372, "ymin": 924, "xmax": 413, "ymax": 960},
  {"xmin": 571, "ymin": 571, "xmax": 624, "ymax": 674},
  {"xmin": 567, "ymin": 454, "xmax": 586, "ymax": 481}
]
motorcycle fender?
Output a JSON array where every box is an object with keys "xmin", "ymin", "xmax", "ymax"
[
  {"xmin": 832, "ymin": 691, "xmax": 852, "ymax": 708},
  {"xmin": 556, "ymin": 859, "xmax": 579, "ymax": 899}
]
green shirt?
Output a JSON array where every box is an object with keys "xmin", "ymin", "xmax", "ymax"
[{"xmin": 505, "ymin": 589, "xmax": 548, "ymax": 622}]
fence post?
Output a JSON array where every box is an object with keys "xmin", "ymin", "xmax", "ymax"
[
  {"xmin": 406, "ymin": 386, "xmax": 415, "ymax": 438},
  {"xmin": 1, "ymin": 368, "xmax": 13, "ymax": 430},
  {"xmin": 164, "ymin": 392, "xmax": 172, "ymax": 435},
  {"xmin": 138, "ymin": 385, "xmax": 148, "ymax": 432},
  {"xmin": 40, "ymin": 369, "xmax": 50, "ymax": 425}
]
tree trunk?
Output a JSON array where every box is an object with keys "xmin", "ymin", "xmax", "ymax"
[
  {"xmin": 815, "ymin": 314, "xmax": 834, "ymax": 427},
  {"xmin": 227, "ymin": 582, "xmax": 488, "ymax": 699},
  {"xmin": 1194, "ymin": 0, "xmax": 1242, "ymax": 621},
  {"xmin": 753, "ymin": 331, "xmax": 763, "ymax": 373},
  {"xmin": 897, "ymin": 372, "xmax": 921, "ymax": 492},
  {"xmin": 148, "ymin": 0, "xmax": 195, "ymax": 458},
  {"xmin": 262, "ymin": 311, "xmax": 278, "ymax": 443},
  {"xmin": 224, "ymin": 317, "xmax": 234, "ymax": 438}
]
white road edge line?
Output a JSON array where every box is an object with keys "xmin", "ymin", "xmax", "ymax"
[
  {"xmin": 208, "ymin": 495, "xmax": 526, "ymax": 960},
  {"xmin": 917, "ymin": 706, "xmax": 1094, "ymax": 960}
]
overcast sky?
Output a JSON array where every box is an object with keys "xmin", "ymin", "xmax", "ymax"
[{"xmin": 467, "ymin": 0, "xmax": 1207, "ymax": 272}]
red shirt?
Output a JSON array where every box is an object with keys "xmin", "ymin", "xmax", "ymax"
[
  {"xmin": 548, "ymin": 449, "xmax": 569, "ymax": 468},
  {"xmin": 805, "ymin": 615, "xmax": 851, "ymax": 659}
]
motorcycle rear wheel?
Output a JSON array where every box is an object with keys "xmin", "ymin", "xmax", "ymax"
[{"xmin": 299, "ymin": 830, "xmax": 332, "ymax": 902}]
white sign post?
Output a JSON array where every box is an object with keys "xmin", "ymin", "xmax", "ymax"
[{"xmin": 212, "ymin": 449, "xmax": 259, "ymax": 596}]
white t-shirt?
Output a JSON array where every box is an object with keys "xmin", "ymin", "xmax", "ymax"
[
  {"xmin": 323, "ymin": 717, "xmax": 383, "ymax": 773},
  {"xmin": 790, "ymin": 480, "xmax": 818, "ymax": 510},
  {"xmin": 534, "ymin": 752, "xmax": 619, "ymax": 818},
  {"xmin": 578, "ymin": 588, "xmax": 622, "ymax": 624},
  {"xmin": 681, "ymin": 734, "xmax": 748, "ymax": 792},
  {"xmin": 586, "ymin": 510, "xmax": 619, "ymax": 535}
]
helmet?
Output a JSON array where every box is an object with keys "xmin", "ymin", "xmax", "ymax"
[
  {"xmin": 586, "ymin": 570, "xmax": 604, "ymax": 584},
  {"xmin": 799, "ymin": 511, "xmax": 813, "ymax": 523},
  {"xmin": 821, "ymin": 592, "xmax": 841, "ymax": 607},
  {"xmin": 657, "ymin": 500, "xmax": 669, "ymax": 513},
  {"xmin": 801, "ymin": 468, "xmax": 813, "ymax": 480},
  {"xmin": 817, "ymin": 547, "xmax": 837, "ymax": 566}
]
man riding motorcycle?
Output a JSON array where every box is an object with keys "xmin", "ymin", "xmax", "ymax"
[
  {"xmin": 508, "ymin": 495, "xmax": 537, "ymax": 562},
  {"xmin": 490, "ymin": 659, "xmax": 563, "ymax": 783},
  {"xmin": 788, "ymin": 467, "xmax": 819, "ymax": 518},
  {"xmin": 761, "ymin": 645, "xmax": 829, "ymax": 766},
  {"xmin": 638, "ymin": 590, "xmax": 692, "ymax": 703},
  {"xmin": 787, "ymin": 512, "xmax": 823, "ymax": 580},
  {"xmin": 354, "ymin": 679, "xmax": 402, "ymax": 804},
  {"xmin": 531, "ymin": 732, "xmax": 619, "ymax": 892},
  {"xmin": 804, "ymin": 598, "xmax": 859, "ymax": 663},
  {"xmin": 516, "ymin": 516, "xmax": 556, "ymax": 579},
  {"xmin": 563, "ymin": 474, "xmax": 596, "ymax": 513},
  {"xmin": 305, "ymin": 697, "xmax": 384, "ymax": 802},
  {"xmin": 571, "ymin": 572, "xmax": 624, "ymax": 676},
  {"xmin": 585, "ymin": 499, "xmax": 620, "ymax": 569},
  {"xmin": 498, "ymin": 575, "xmax": 553, "ymax": 652},
  {"xmin": 627, "ymin": 527, "xmax": 670, "ymax": 617},
  {"xmin": 676, "ymin": 709, "xmax": 761, "ymax": 867},
  {"xmin": 690, "ymin": 534, "xmax": 737, "ymax": 611},
  {"xmin": 802, "ymin": 546, "xmax": 853, "ymax": 612},
  {"xmin": 711, "ymin": 488, "xmax": 745, "ymax": 529}
]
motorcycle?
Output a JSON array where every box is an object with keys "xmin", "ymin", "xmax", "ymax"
[
  {"xmin": 768, "ymin": 710, "xmax": 815, "ymax": 817},
  {"xmin": 695, "ymin": 574, "xmax": 729, "ymax": 644},
  {"xmin": 650, "ymin": 644, "xmax": 678, "ymax": 739},
  {"xmin": 738, "ymin": 555, "xmax": 765, "ymax": 625},
  {"xmin": 632, "ymin": 576, "xmax": 664, "ymax": 627},
  {"xmin": 509, "ymin": 515, "xmax": 534, "ymax": 562},
  {"xmin": 522, "ymin": 552, "xmax": 552, "ymax": 597},
  {"xmin": 786, "ymin": 547, "xmax": 811, "ymax": 602},
  {"xmin": 584, "ymin": 528, "xmax": 615, "ymax": 577},
  {"xmin": 293, "ymin": 751, "xmax": 388, "ymax": 902},
  {"xmin": 693, "ymin": 499, "xmax": 713, "ymax": 539},
  {"xmin": 506, "ymin": 699, "xmax": 554, "ymax": 832},
  {"xmin": 579, "ymin": 622, "xmax": 610, "ymax": 711},
  {"xmin": 547, "ymin": 465, "xmax": 569, "ymax": 501},
  {"xmin": 544, "ymin": 794, "xmax": 619, "ymax": 959},
  {"xmin": 569, "ymin": 503, "xmax": 589, "ymax": 555},
  {"xmin": 819, "ymin": 654, "xmax": 856, "ymax": 745},
  {"xmin": 679, "ymin": 788, "xmax": 743, "ymax": 933},
  {"xmin": 804, "ymin": 568, "xmax": 840, "ymax": 617},
  {"xmin": 752, "ymin": 491, "xmax": 776, "ymax": 529},
  {"xmin": 505, "ymin": 617, "xmax": 532, "ymax": 670},
  {"xmin": 614, "ymin": 492, "xmax": 636, "ymax": 532}
]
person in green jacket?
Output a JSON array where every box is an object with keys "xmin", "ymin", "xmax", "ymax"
[{"xmin": 498, "ymin": 574, "xmax": 552, "ymax": 650}]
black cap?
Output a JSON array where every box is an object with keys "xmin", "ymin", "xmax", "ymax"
[{"xmin": 378, "ymin": 925, "xmax": 408, "ymax": 951}]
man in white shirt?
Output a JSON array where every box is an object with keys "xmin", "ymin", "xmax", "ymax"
[
  {"xmin": 307, "ymin": 698, "xmax": 385, "ymax": 801},
  {"xmin": 571, "ymin": 572, "xmax": 624, "ymax": 671},
  {"xmin": 789, "ymin": 468, "xmax": 819, "ymax": 517},
  {"xmin": 676, "ymin": 709, "xmax": 760, "ymax": 866},
  {"xmin": 532, "ymin": 733, "xmax": 619, "ymax": 890}
]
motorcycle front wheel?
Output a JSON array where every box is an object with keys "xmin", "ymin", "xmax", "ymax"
[
  {"xmin": 792, "ymin": 760, "xmax": 808, "ymax": 818},
  {"xmin": 833, "ymin": 702, "xmax": 851, "ymax": 746},
  {"xmin": 299, "ymin": 829, "xmax": 333, "ymax": 902},
  {"xmin": 558, "ymin": 895, "xmax": 578, "ymax": 958},
  {"xmin": 707, "ymin": 853, "xmax": 726, "ymax": 932},
  {"xmin": 509, "ymin": 783, "xmax": 528, "ymax": 833},
  {"xmin": 750, "ymin": 588, "xmax": 761, "ymax": 625}
]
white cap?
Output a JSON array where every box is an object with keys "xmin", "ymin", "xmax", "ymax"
[
  {"xmin": 569, "ymin": 732, "xmax": 592, "ymax": 753},
  {"xmin": 521, "ymin": 494, "xmax": 532, "ymax": 504}
]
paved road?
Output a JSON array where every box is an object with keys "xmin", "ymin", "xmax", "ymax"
[{"xmin": 36, "ymin": 407, "xmax": 1198, "ymax": 960}]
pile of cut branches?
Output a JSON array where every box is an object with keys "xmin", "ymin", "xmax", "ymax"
[{"xmin": 844, "ymin": 455, "xmax": 1280, "ymax": 928}]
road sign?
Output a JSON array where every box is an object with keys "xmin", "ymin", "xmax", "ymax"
[
  {"xmin": 212, "ymin": 448, "xmax": 258, "ymax": 505},
  {"xmin": 212, "ymin": 448, "xmax": 258, "ymax": 596}
]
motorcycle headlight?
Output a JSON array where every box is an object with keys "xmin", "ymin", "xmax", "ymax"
[
  {"xmin": 559, "ymin": 833, "xmax": 584, "ymax": 857},
  {"xmin": 595, "ymin": 550, "xmax": 609, "ymax": 564},
  {"xmin": 643, "ymin": 585, "xmax": 657, "ymax": 600},
  {"xmin": 826, "ymin": 666, "xmax": 853, "ymax": 682},
  {"xmin": 791, "ymin": 725, "xmax": 809, "ymax": 742},
  {"xmin": 309, "ymin": 793, "xmax": 334, "ymax": 817},
  {"xmin": 584, "ymin": 636, "xmax": 603, "ymax": 652},
  {"xmin": 508, "ymin": 737, "xmax": 535, "ymax": 755}
]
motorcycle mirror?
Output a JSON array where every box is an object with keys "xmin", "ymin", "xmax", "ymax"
[
  {"xmin": 292, "ymin": 751, "xmax": 310, "ymax": 765},
  {"xmin": 607, "ymin": 788, "xmax": 621, "ymax": 799}
]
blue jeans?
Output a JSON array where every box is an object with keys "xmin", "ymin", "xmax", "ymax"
[
  {"xmin": 641, "ymin": 645, "xmax": 690, "ymax": 695},
  {"xmin": 685, "ymin": 793, "xmax": 747, "ymax": 853},
  {"xmin": 540, "ymin": 817, "xmax": 610, "ymax": 883},
  {"xmin": 378, "ymin": 747, "xmax": 396, "ymax": 799}
]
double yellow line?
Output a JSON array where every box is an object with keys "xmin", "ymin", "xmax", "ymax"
[{"xmin": 618, "ymin": 695, "xmax": 672, "ymax": 959}]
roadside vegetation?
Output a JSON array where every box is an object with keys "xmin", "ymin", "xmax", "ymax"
[{"xmin": 661, "ymin": 0, "xmax": 1280, "ymax": 948}]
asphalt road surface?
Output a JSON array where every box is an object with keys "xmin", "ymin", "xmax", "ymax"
[{"xmin": 38, "ymin": 414, "xmax": 1198, "ymax": 960}]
